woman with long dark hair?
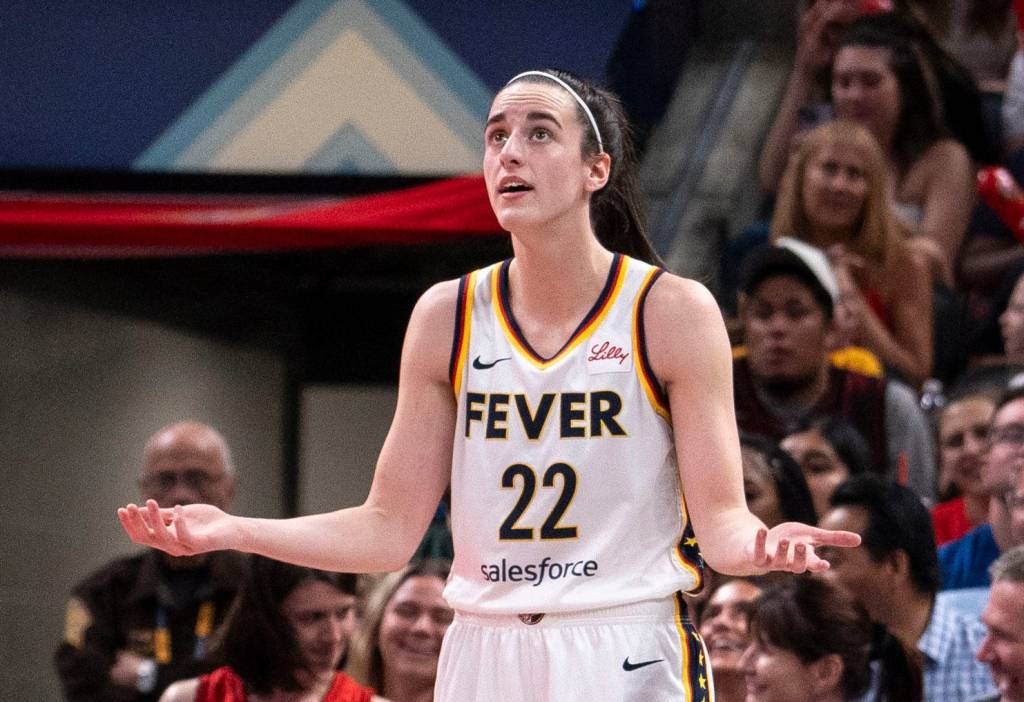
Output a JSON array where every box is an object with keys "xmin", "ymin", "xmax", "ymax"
[{"xmin": 160, "ymin": 556, "xmax": 376, "ymax": 702}]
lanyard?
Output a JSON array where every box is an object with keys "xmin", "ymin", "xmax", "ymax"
[{"xmin": 154, "ymin": 601, "xmax": 215, "ymax": 664}]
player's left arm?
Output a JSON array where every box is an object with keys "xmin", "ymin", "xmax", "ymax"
[{"xmin": 643, "ymin": 274, "xmax": 859, "ymax": 575}]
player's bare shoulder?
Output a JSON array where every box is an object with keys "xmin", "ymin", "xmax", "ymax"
[
  {"xmin": 643, "ymin": 272, "xmax": 721, "ymax": 331},
  {"xmin": 642, "ymin": 272, "xmax": 730, "ymax": 377},
  {"xmin": 401, "ymin": 277, "xmax": 464, "ymax": 382}
]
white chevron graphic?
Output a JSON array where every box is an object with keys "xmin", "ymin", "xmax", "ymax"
[{"xmin": 143, "ymin": 0, "xmax": 489, "ymax": 175}]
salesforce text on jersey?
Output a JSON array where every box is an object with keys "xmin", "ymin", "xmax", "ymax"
[{"xmin": 480, "ymin": 557, "xmax": 599, "ymax": 586}]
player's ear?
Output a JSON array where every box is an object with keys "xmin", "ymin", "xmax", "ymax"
[{"xmin": 584, "ymin": 152, "xmax": 611, "ymax": 193}]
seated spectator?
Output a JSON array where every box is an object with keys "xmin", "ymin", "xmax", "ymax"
[
  {"xmin": 739, "ymin": 576, "xmax": 873, "ymax": 702},
  {"xmin": 835, "ymin": 15, "xmax": 977, "ymax": 283},
  {"xmin": 940, "ymin": 385, "xmax": 1024, "ymax": 589},
  {"xmin": 346, "ymin": 561, "xmax": 452, "ymax": 702},
  {"xmin": 760, "ymin": 0, "xmax": 875, "ymax": 192},
  {"xmin": 741, "ymin": 432, "xmax": 820, "ymax": 526},
  {"xmin": 932, "ymin": 386, "xmax": 997, "ymax": 545},
  {"xmin": 54, "ymin": 421, "xmax": 247, "ymax": 702},
  {"xmin": 734, "ymin": 239, "xmax": 937, "ymax": 500},
  {"xmin": 159, "ymin": 557, "xmax": 376, "ymax": 702},
  {"xmin": 781, "ymin": 416, "xmax": 873, "ymax": 518},
  {"xmin": 698, "ymin": 576, "xmax": 767, "ymax": 702},
  {"xmin": 819, "ymin": 475, "xmax": 997, "ymax": 700},
  {"xmin": 771, "ymin": 119, "xmax": 934, "ymax": 384},
  {"xmin": 975, "ymin": 544, "xmax": 1024, "ymax": 702},
  {"xmin": 761, "ymin": 11, "xmax": 977, "ymax": 287}
]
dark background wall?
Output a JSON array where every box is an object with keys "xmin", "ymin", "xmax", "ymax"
[{"xmin": 1, "ymin": 1, "xmax": 633, "ymax": 170}]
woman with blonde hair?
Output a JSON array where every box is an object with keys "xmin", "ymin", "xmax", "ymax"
[
  {"xmin": 771, "ymin": 119, "xmax": 934, "ymax": 385},
  {"xmin": 346, "ymin": 561, "xmax": 452, "ymax": 702}
]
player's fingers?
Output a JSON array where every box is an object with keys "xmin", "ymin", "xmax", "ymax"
[
  {"xmin": 811, "ymin": 528, "xmax": 861, "ymax": 548},
  {"xmin": 752, "ymin": 527, "xmax": 769, "ymax": 566},
  {"xmin": 172, "ymin": 505, "xmax": 194, "ymax": 549},
  {"xmin": 774, "ymin": 538, "xmax": 791, "ymax": 567},
  {"xmin": 791, "ymin": 542, "xmax": 809, "ymax": 573},
  {"xmin": 805, "ymin": 553, "xmax": 831, "ymax": 572},
  {"xmin": 119, "ymin": 504, "xmax": 154, "ymax": 544},
  {"xmin": 146, "ymin": 499, "xmax": 179, "ymax": 550}
]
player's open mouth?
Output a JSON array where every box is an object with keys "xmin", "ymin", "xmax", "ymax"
[{"xmin": 498, "ymin": 178, "xmax": 533, "ymax": 194}]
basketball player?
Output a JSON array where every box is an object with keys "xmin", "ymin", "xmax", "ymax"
[{"xmin": 120, "ymin": 70, "xmax": 860, "ymax": 700}]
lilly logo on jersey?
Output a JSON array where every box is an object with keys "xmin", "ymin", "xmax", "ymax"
[{"xmin": 587, "ymin": 338, "xmax": 631, "ymax": 374}]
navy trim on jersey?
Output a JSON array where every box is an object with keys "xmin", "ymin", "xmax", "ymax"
[
  {"xmin": 636, "ymin": 268, "xmax": 670, "ymax": 409},
  {"xmin": 449, "ymin": 273, "xmax": 471, "ymax": 387},
  {"xmin": 497, "ymin": 253, "xmax": 623, "ymax": 363}
]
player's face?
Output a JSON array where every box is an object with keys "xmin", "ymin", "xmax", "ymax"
[
  {"xmin": 483, "ymin": 80, "xmax": 604, "ymax": 235},
  {"xmin": 817, "ymin": 506, "xmax": 888, "ymax": 623},
  {"xmin": 699, "ymin": 580, "xmax": 763, "ymax": 675},
  {"xmin": 977, "ymin": 581, "xmax": 1024, "ymax": 701},
  {"xmin": 281, "ymin": 580, "xmax": 358, "ymax": 679},
  {"xmin": 781, "ymin": 428, "xmax": 851, "ymax": 519},
  {"xmin": 740, "ymin": 639, "xmax": 823, "ymax": 702},
  {"xmin": 378, "ymin": 575, "xmax": 453, "ymax": 684},
  {"xmin": 743, "ymin": 277, "xmax": 831, "ymax": 387},
  {"xmin": 801, "ymin": 142, "xmax": 869, "ymax": 237},
  {"xmin": 938, "ymin": 395, "xmax": 995, "ymax": 498},
  {"xmin": 832, "ymin": 46, "xmax": 901, "ymax": 142}
]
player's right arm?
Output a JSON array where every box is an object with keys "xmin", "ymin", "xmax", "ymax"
[{"xmin": 119, "ymin": 280, "xmax": 460, "ymax": 573}]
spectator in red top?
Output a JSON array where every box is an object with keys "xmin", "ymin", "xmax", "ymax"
[
  {"xmin": 932, "ymin": 388, "xmax": 998, "ymax": 546},
  {"xmin": 160, "ymin": 557, "xmax": 377, "ymax": 702}
]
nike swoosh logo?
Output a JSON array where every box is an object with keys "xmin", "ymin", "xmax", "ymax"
[
  {"xmin": 472, "ymin": 356, "xmax": 511, "ymax": 370},
  {"xmin": 622, "ymin": 657, "xmax": 664, "ymax": 671}
]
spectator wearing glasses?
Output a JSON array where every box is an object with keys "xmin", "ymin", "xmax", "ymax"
[
  {"xmin": 975, "ymin": 545, "xmax": 1024, "ymax": 702},
  {"xmin": 940, "ymin": 386, "xmax": 1024, "ymax": 591},
  {"xmin": 55, "ymin": 422, "xmax": 247, "ymax": 702}
]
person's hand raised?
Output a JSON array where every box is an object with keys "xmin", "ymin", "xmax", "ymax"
[
  {"xmin": 796, "ymin": 1, "xmax": 859, "ymax": 76},
  {"xmin": 746, "ymin": 521, "xmax": 861, "ymax": 573}
]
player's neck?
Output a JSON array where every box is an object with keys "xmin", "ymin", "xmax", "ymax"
[{"xmin": 507, "ymin": 235, "xmax": 614, "ymax": 322}]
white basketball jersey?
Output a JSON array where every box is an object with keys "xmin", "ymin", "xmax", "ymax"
[{"xmin": 444, "ymin": 254, "xmax": 704, "ymax": 614}]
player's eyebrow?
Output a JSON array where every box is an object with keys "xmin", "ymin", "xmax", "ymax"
[{"xmin": 485, "ymin": 111, "xmax": 563, "ymax": 129}]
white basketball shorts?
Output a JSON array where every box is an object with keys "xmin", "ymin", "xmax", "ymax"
[{"xmin": 434, "ymin": 594, "xmax": 714, "ymax": 701}]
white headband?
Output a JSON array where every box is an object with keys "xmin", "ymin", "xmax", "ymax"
[{"xmin": 506, "ymin": 71, "xmax": 605, "ymax": 154}]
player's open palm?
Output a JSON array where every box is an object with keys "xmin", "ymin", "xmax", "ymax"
[
  {"xmin": 118, "ymin": 499, "xmax": 235, "ymax": 557},
  {"xmin": 747, "ymin": 521, "xmax": 861, "ymax": 574}
]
